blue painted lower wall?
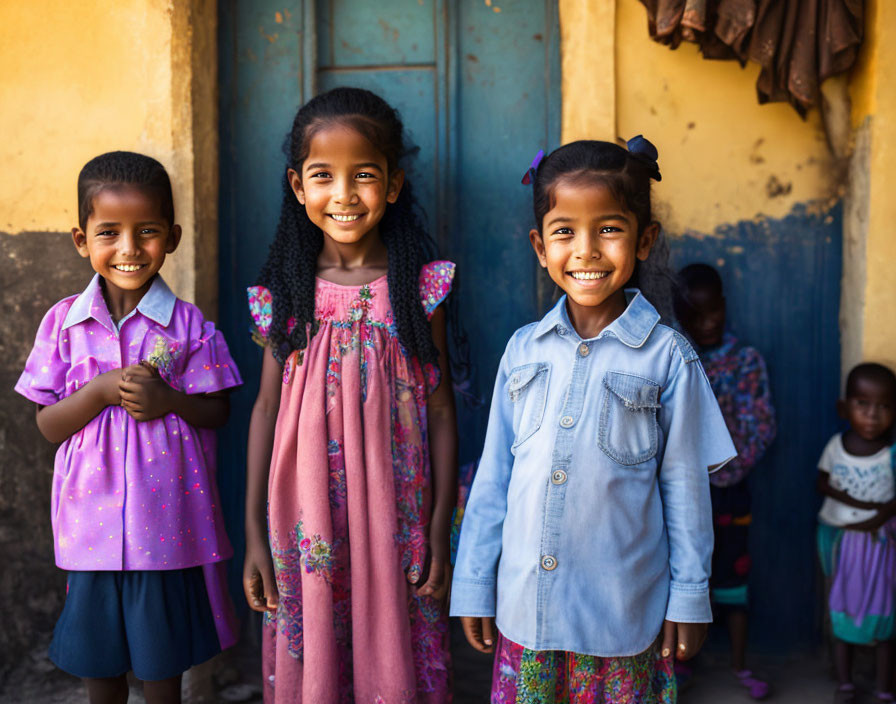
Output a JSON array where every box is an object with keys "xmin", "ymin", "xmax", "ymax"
[{"xmin": 671, "ymin": 202, "xmax": 843, "ymax": 652}]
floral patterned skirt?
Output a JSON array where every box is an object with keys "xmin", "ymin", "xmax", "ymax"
[{"xmin": 491, "ymin": 633, "xmax": 676, "ymax": 704}]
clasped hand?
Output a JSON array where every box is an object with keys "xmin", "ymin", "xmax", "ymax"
[{"xmin": 95, "ymin": 362, "xmax": 173, "ymax": 421}]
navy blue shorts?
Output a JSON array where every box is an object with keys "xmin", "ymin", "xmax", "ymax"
[{"xmin": 49, "ymin": 567, "xmax": 221, "ymax": 681}]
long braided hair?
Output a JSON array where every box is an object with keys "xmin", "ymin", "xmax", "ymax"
[{"xmin": 258, "ymin": 87, "xmax": 440, "ymax": 367}]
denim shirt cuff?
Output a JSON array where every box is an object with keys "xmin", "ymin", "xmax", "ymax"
[
  {"xmin": 665, "ymin": 580, "xmax": 712, "ymax": 623},
  {"xmin": 448, "ymin": 578, "xmax": 496, "ymax": 618}
]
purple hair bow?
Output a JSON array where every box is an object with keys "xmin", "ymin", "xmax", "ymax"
[{"xmin": 521, "ymin": 149, "xmax": 544, "ymax": 185}]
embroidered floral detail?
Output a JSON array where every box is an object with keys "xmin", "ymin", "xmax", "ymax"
[
  {"xmin": 270, "ymin": 529, "xmax": 304, "ymax": 660},
  {"xmin": 327, "ymin": 440, "xmax": 347, "ymax": 509},
  {"xmin": 408, "ymin": 590, "xmax": 451, "ymax": 694},
  {"xmin": 296, "ymin": 521, "xmax": 335, "ymax": 582},
  {"xmin": 325, "ymin": 284, "xmax": 385, "ymax": 409},
  {"xmin": 144, "ymin": 335, "xmax": 183, "ymax": 378}
]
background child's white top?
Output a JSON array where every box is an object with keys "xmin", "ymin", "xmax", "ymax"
[{"xmin": 818, "ymin": 433, "xmax": 893, "ymax": 527}]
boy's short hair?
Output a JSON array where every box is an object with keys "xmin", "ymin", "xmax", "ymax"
[
  {"xmin": 845, "ymin": 362, "xmax": 896, "ymax": 399},
  {"xmin": 77, "ymin": 151, "xmax": 174, "ymax": 229}
]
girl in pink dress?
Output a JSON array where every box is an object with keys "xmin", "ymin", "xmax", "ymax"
[{"xmin": 243, "ymin": 87, "xmax": 458, "ymax": 703}]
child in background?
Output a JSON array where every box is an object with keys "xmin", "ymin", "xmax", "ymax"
[
  {"xmin": 451, "ymin": 138, "xmax": 735, "ymax": 703},
  {"xmin": 817, "ymin": 363, "xmax": 896, "ymax": 703},
  {"xmin": 243, "ymin": 87, "xmax": 457, "ymax": 703},
  {"xmin": 16, "ymin": 152, "xmax": 241, "ymax": 704},
  {"xmin": 674, "ymin": 263, "xmax": 776, "ymax": 699}
]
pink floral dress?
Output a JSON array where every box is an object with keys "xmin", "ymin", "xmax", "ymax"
[{"xmin": 248, "ymin": 261, "xmax": 455, "ymax": 704}]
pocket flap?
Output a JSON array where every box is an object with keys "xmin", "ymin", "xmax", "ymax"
[
  {"xmin": 507, "ymin": 362, "xmax": 549, "ymax": 400},
  {"xmin": 603, "ymin": 371, "xmax": 660, "ymax": 411}
]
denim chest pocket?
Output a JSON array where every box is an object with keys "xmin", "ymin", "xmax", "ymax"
[
  {"xmin": 598, "ymin": 371, "xmax": 661, "ymax": 466},
  {"xmin": 507, "ymin": 362, "xmax": 550, "ymax": 449}
]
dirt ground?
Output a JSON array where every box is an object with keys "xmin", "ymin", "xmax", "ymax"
[{"xmin": 0, "ymin": 621, "xmax": 856, "ymax": 703}]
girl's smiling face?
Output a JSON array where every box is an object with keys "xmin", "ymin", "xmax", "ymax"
[
  {"xmin": 289, "ymin": 125, "xmax": 403, "ymax": 246},
  {"xmin": 72, "ymin": 186, "xmax": 180, "ymax": 302},
  {"xmin": 530, "ymin": 179, "xmax": 657, "ymax": 337}
]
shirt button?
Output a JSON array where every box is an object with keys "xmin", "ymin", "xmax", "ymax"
[
  {"xmin": 541, "ymin": 555, "xmax": 558, "ymax": 571},
  {"xmin": 557, "ymin": 326, "xmax": 567, "ymax": 336},
  {"xmin": 578, "ymin": 343, "xmax": 590, "ymax": 357},
  {"xmin": 560, "ymin": 415, "xmax": 574, "ymax": 428},
  {"xmin": 551, "ymin": 469, "xmax": 568, "ymax": 485}
]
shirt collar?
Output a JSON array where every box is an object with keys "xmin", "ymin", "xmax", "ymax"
[
  {"xmin": 533, "ymin": 289, "xmax": 660, "ymax": 348},
  {"xmin": 61, "ymin": 274, "xmax": 176, "ymax": 330}
]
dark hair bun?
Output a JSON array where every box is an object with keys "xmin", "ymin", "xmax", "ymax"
[{"xmin": 626, "ymin": 135, "xmax": 662, "ymax": 182}]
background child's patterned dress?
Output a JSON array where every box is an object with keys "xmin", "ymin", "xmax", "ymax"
[
  {"xmin": 248, "ymin": 261, "xmax": 455, "ymax": 704},
  {"xmin": 698, "ymin": 333, "xmax": 776, "ymax": 608}
]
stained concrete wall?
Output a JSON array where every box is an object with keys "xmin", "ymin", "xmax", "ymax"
[
  {"xmin": 560, "ymin": 0, "xmax": 893, "ymax": 381},
  {"xmin": 846, "ymin": 0, "xmax": 896, "ymax": 377},
  {"xmin": 0, "ymin": 0, "xmax": 218, "ymax": 672},
  {"xmin": 560, "ymin": 0, "xmax": 839, "ymax": 232}
]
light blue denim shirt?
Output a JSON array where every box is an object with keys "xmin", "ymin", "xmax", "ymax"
[{"xmin": 451, "ymin": 290, "xmax": 736, "ymax": 656}]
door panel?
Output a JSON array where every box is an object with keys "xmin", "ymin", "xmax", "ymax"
[
  {"xmin": 317, "ymin": 0, "xmax": 438, "ymax": 67},
  {"xmin": 218, "ymin": 0, "xmax": 561, "ymax": 591}
]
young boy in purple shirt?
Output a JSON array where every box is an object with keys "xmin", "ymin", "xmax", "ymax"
[{"xmin": 16, "ymin": 152, "xmax": 241, "ymax": 704}]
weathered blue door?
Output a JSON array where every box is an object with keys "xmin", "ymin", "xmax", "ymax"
[{"xmin": 217, "ymin": 0, "xmax": 561, "ymax": 587}]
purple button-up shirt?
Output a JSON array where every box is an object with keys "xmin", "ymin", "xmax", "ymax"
[{"xmin": 16, "ymin": 275, "xmax": 242, "ymax": 571}]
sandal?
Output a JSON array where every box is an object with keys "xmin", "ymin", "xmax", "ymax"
[
  {"xmin": 835, "ymin": 683, "xmax": 857, "ymax": 704},
  {"xmin": 734, "ymin": 670, "xmax": 770, "ymax": 700}
]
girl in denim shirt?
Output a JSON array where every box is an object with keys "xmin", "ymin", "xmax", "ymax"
[{"xmin": 451, "ymin": 139, "xmax": 735, "ymax": 703}]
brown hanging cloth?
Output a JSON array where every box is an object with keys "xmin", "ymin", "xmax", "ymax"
[{"xmin": 638, "ymin": 0, "xmax": 863, "ymax": 117}]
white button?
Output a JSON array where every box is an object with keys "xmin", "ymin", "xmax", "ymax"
[
  {"xmin": 557, "ymin": 326, "xmax": 567, "ymax": 335},
  {"xmin": 579, "ymin": 343, "xmax": 590, "ymax": 357},
  {"xmin": 560, "ymin": 415, "xmax": 574, "ymax": 428},
  {"xmin": 551, "ymin": 469, "xmax": 567, "ymax": 485},
  {"xmin": 541, "ymin": 555, "xmax": 558, "ymax": 571}
]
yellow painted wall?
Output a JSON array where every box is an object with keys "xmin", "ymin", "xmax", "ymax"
[
  {"xmin": 560, "ymin": 0, "xmax": 837, "ymax": 237},
  {"xmin": 0, "ymin": 0, "xmax": 218, "ymax": 315},
  {"xmin": 559, "ymin": 0, "xmax": 616, "ymax": 143},
  {"xmin": 849, "ymin": 0, "xmax": 896, "ymax": 373},
  {"xmin": 559, "ymin": 0, "xmax": 896, "ymax": 380}
]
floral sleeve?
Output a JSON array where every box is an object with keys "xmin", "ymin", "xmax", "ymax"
[
  {"xmin": 419, "ymin": 260, "xmax": 456, "ymax": 319},
  {"xmin": 247, "ymin": 285, "xmax": 273, "ymax": 347},
  {"xmin": 416, "ymin": 261, "xmax": 456, "ymax": 394}
]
